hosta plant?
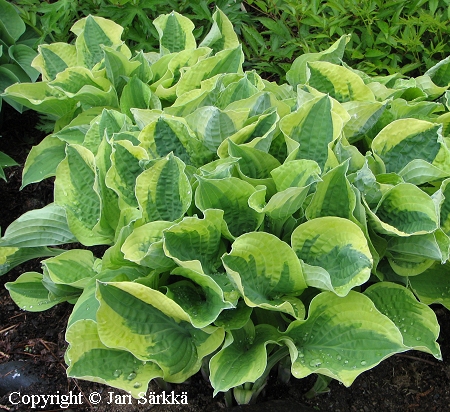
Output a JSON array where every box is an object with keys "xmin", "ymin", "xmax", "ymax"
[{"xmin": 2, "ymin": 10, "xmax": 450, "ymax": 405}]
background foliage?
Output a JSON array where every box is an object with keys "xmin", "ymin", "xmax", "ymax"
[{"xmin": 9, "ymin": 0, "xmax": 450, "ymax": 82}]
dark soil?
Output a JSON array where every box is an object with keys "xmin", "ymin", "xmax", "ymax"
[{"xmin": 1, "ymin": 104, "xmax": 450, "ymax": 412}]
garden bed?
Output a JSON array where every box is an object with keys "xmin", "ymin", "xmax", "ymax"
[{"xmin": 0, "ymin": 105, "xmax": 450, "ymax": 412}]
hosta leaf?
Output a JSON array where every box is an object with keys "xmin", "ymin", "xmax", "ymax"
[
  {"xmin": 270, "ymin": 159, "xmax": 321, "ymax": 191},
  {"xmin": 0, "ymin": 0, "xmax": 25, "ymax": 44},
  {"xmin": 279, "ymin": 95, "xmax": 341, "ymax": 169},
  {"xmin": 0, "ymin": 246, "xmax": 61, "ymax": 276},
  {"xmin": 21, "ymin": 134, "xmax": 66, "ymax": 188},
  {"xmin": 434, "ymin": 178, "xmax": 450, "ymax": 236},
  {"xmin": 163, "ymin": 209, "xmax": 225, "ymax": 275},
  {"xmin": 372, "ymin": 119, "xmax": 450, "ymax": 174},
  {"xmin": 217, "ymin": 74, "xmax": 261, "ymax": 109},
  {"xmin": 153, "ymin": 12, "xmax": 196, "ymax": 55},
  {"xmin": 284, "ymin": 291, "xmax": 406, "ymax": 386},
  {"xmin": 8, "ymin": 44, "xmax": 39, "ymax": 82},
  {"xmin": 286, "ymin": 35, "xmax": 350, "ymax": 87},
  {"xmin": 176, "ymin": 46, "xmax": 244, "ymax": 96},
  {"xmin": 386, "ymin": 234, "xmax": 443, "ymax": 276},
  {"xmin": 5, "ymin": 272, "xmax": 64, "ymax": 312},
  {"xmin": 54, "ymin": 144, "xmax": 112, "ymax": 245},
  {"xmin": 305, "ymin": 160, "xmax": 356, "ymax": 220},
  {"xmin": 425, "ymin": 55, "xmax": 450, "ymax": 87},
  {"xmin": 0, "ymin": 203, "xmax": 76, "ymax": 247},
  {"xmin": 214, "ymin": 299, "xmax": 253, "ymax": 330},
  {"xmin": 291, "ymin": 217, "xmax": 373, "ymax": 296},
  {"xmin": 217, "ymin": 109, "xmax": 279, "ymax": 157},
  {"xmin": 71, "ymin": 15, "xmax": 129, "ymax": 69},
  {"xmin": 50, "ymin": 67, "xmax": 118, "ymax": 109},
  {"xmin": 4, "ymin": 82, "xmax": 76, "ymax": 117},
  {"xmin": 66, "ymin": 319, "xmax": 163, "ymax": 398},
  {"xmin": 95, "ymin": 281, "xmax": 224, "ymax": 382},
  {"xmin": 399, "ymin": 159, "xmax": 450, "ymax": 186},
  {"xmin": 306, "ymin": 61, "xmax": 375, "ymax": 102},
  {"xmin": 409, "ymin": 262, "xmax": 450, "ymax": 310},
  {"xmin": 195, "ymin": 176, "xmax": 264, "ymax": 238},
  {"xmin": 342, "ymin": 100, "xmax": 386, "ymax": 144},
  {"xmin": 364, "ymin": 282, "xmax": 441, "ymax": 359},
  {"xmin": 210, "ymin": 321, "xmax": 283, "ymax": 394},
  {"xmin": 120, "ymin": 76, "xmax": 154, "ymax": 118},
  {"xmin": 139, "ymin": 115, "xmax": 213, "ymax": 167},
  {"xmin": 250, "ymin": 186, "xmax": 310, "ymax": 222},
  {"xmin": 166, "ymin": 267, "xmax": 234, "ymax": 328},
  {"xmin": 106, "ymin": 140, "xmax": 147, "ymax": 209},
  {"xmin": 121, "ymin": 221, "xmax": 175, "ymax": 270},
  {"xmin": 228, "ymin": 140, "xmax": 281, "ymax": 180},
  {"xmin": 185, "ymin": 106, "xmax": 246, "ymax": 152},
  {"xmin": 135, "ymin": 153, "xmax": 191, "ymax": 223},
  {"xmin": 43, "ymin": 249, "xmax": 97, "ymax": 289},
  {"xmin": 199, "ymin": 7, "xmax": 239, "ymax": 53},
  {"xmin": 222, "ymin": 232, "xmax": 306, "ymax": 318},
  {"xmin": 368, "ymin": 183, "xmax": 438, "ymax": 236},
  {"xmin": 102, "ymin": 45, "xmax": 141, "ymax": 92},
  {"xmin": 32, "ymin": 43, "xmax": 77, "ymax": 81}
]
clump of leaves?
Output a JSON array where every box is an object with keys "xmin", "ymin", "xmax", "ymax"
[
  {"xmin": 11, "ymin": 0, "xmax": 251, "ymax": 52},
  {"xmin": 242, "ymin": 0, "xmax": 450, "ymax": 80},
  {"xmin": 1, "ymin": 10, "xmax": 450, "ymax": 406},
  {"xmin": 0, "ymin": 0, "xmax": 41, "ymax": 179}
]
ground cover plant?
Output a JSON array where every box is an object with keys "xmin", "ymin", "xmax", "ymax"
[
  {"xmin": 1, "ymin": 9, "xmax": 450, "ymax": 406},
  {"xmin": 243, "ymin": 0, "xmax": 450, "ymax": 80}
]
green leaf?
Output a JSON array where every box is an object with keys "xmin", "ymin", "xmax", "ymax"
[
  {"xmin": 54, "ymin": 144, "xmax": 112, "ymax": 245},
  {"xmin": 176, "ymin": 46, "xmax": 244, "ymax": 96},
  {"xmin": 306, "ymin": 61, "xmax": 375, "ymax": 102},
  {"xmin": 342, "ymin": 100, "xmax": 386, "ymax": 143},
  {"xmin": 195, "ymin": 176, "xmax": 264, "ymax": 238},
  {"xmin": 21, "ymin": 135, "xmax": 67, "ymax": 188},
  {"xmin": 368, "ymin": 183, "xmax": 439, "ymax": 236},
  {"xmin": 365, "ymin": 282, "xmax": 441, "ymax": 359},
  {"xmin": 199, "ymin": 8, "xmax": 239, "ymax": 53},
  {"xmin": 285, "ymin": 291, "xmax": 406, "ymax": 386},
  {"xmin": 210, "ymin": 321, "xmax": 283, "ymax": 394},
  {"xmin": 121, "ymin": 221, "xmax": 175, "ymax": 270},
  {"xmin": 0, "ymin": 246, "xmax": 61, "ymax": 276},
  {"xmin": 5, "ymin": 272, "xmax": 64, "ymax": 312},
  {"xmin": 106, "ymin": 140, "xmax": 147, "ymax": 209},
  {"xmin": 71, "ymin": 15, "xmax": 129, "ymax": 69},
  {"xmin": 166, "ymin": 267, "xmax": 235, "ymax": 328},
  {"xmin": 270, "ymin": 159, "xmax": 322, "ymax": 191},
  {"xmin": 434, "ymin": 178, "xmax": 450, "ymax": 236},
  {"xmin": 0, "ymin": 0, "xmax": 25, "ymax": 44},
  {"xmin": 222, "ymin": 232, "xmax": 306, "ymax": 318},
  {"xmin": 4, "ymin": 82, "xmax": 76, "ymax": 117},
  {"xmin": 32, "ymin": 43, "xmax": 77, "ymax": 81},
  {"xmin": 0, "ymin": 203, "xmax": 76, "ymax": 247},
  {"xmin": 66, "ymin": 319, "xmax": 163, "ymax": 398},
  {"xmin": 43, "ymin": 249, "xmax": 97, "ymax": 289},
  {"xmin": 373, "ymin": 119, "xmax": 450, "ymax": 174},
  {"xmin": 163, "ymin": 209, "xmax": 225, "ymax": 275},
  {"xmin": 409, "ymin": 262, "xmax": 450, "ymax": 310},
  {"xmin": 279, "ymin": 95, "xmax": 340, "ymax": 170},
  {"xmin": 135, "ymin": 153, "xmax": 192, "ymax": 223},
  {"xmin": 291, "ymin": 217, "xmax": 373, "ymax": 296},
  {"xmin": 95, "ymin": 281, "xmax": 224, "ymax": 382},
  {"xmin": 286, "ymin": 35, "xmax": 350, "ymax": 87},
  {"xmin": 153, "ymin": 12, "xmax": 196, "ymax": 55},
  {"xmin": 8, "ymin": 44, "xmax": 39, "ymax": 82},
  {"xmin": 139, "ymin": 115, "xmax": 213, "ymax": 167},
  {"xmin": 305, "ymin": 161, "xmax": 356, "ymax": 220},
  {"xmin": 120, "ymin": 76, "xmax": 154, "ymax": 119}
]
